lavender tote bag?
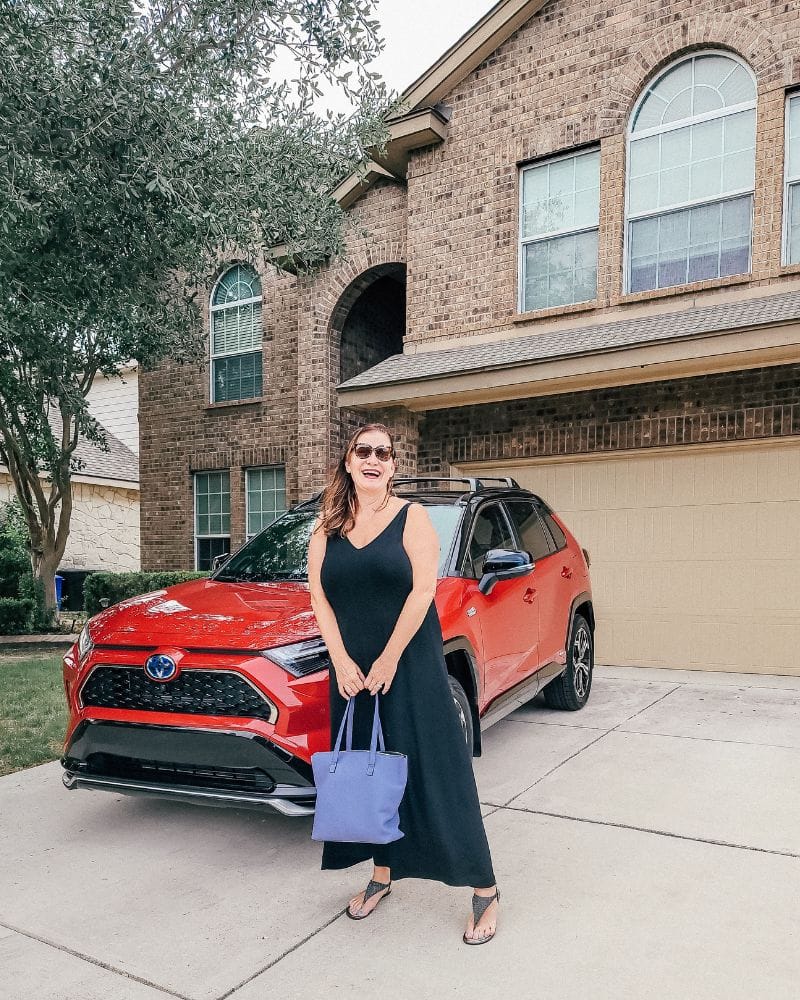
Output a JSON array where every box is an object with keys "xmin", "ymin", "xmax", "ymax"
[{"xmin": 311, "ymin": 694, "xmax": 408, "ymax": 844}]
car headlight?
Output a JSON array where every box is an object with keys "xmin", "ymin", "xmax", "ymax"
[
  {"xmin": 263, "ymin": 638, "xmax": 331, "ymax": 678},
  {"xmin": 77, "ymin": 623, "xmax": 94, "ymax": 662}
]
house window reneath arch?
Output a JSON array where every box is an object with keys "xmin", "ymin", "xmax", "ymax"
[
  {"xmin": 624, "ymin": 51, "xmax": 757, "ymax": 295},
  {"xmin": 210, "ymin": 264, "xmax": 263, "ymax": 403}
]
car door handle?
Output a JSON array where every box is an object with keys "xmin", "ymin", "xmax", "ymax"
[
  {"xmin": 561, "ymin": 566, "xmax": 573, "ymax": 579},
  {"xmin": 523, "ymin": 588, "xmax": 536, "ymax": 603}
]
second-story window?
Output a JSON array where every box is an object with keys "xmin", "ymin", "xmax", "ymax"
[
  {"xmin": 626, "ymin": 52, "xmax": 756, "ymax": 294},
  {"xmin": 783, "ymin": 94, "xmax": 800, "ymax": 265},
  {"xmin": 519, "ymin": 148, "xmax": 600, "ymax": 312},
  {"xmin": 210, "ymin": 265, "xmax": 263, "ymax": 403}
]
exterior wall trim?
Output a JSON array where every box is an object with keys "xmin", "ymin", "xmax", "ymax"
[{"xmin": 455, "ymin": 433, "xmax": 800, "ymax": 469}]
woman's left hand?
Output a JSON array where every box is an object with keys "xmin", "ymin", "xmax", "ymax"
[{"xmin": 365, "ymin": 652, "xmax": 398, "ymax": 695}]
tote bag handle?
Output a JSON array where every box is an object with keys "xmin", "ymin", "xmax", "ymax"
[{"xmin": 330, "ymin": 695, "xmax": 386, "ymax": 774}]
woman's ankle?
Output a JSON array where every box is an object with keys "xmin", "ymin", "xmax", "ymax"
[{"xmin": 373, "ymin": 865, "xmax": 391, "ymax": 883}]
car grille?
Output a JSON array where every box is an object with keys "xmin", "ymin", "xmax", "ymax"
[
  {"xmin": 80, "ymin": 667, "xmax": 276, "ymax": 722},
  {"xmin": 85, "ymin": 754, "xmax": 277, "ymax": 793}
]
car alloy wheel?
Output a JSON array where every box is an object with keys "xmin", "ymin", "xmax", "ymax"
[
  {"xmin": 542, "ymin": 612, "xmax": 593, "ymax": 711},
  {"xmin": 572, "ymin": 623, "xmax": 592, "ymax": 699}
]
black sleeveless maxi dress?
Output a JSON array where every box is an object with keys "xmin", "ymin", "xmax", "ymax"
[{"xmin": 319, "ymin": 501, "xmax": 496, "ymax": 887}]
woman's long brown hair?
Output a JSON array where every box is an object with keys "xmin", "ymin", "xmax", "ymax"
[{"xmin": 317, "ymin": 423, "xmax": 397, "ymax": 537}]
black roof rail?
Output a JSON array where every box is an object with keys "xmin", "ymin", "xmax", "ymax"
[
  {"xmin": 300, "ymin": 477, "xmax": 524, "ymax": 507},
  {"xmin": 393, "ymin": 476, "xmax": 520, "ymax": 491}
]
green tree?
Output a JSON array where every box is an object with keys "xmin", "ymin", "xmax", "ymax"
[{"xmin": 0, "ymin": 0, "xmax": 388, "ymax": 616}]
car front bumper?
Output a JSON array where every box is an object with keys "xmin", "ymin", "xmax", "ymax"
[{"xmin": 62, "ymin": 719, "xmax": 316, "ymax": 817}]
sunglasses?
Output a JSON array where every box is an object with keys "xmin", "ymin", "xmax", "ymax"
[{"xmin": 352, "ymin": 443, "xmax": 395, "ymax": 462}]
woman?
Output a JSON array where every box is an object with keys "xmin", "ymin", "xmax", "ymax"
[{"xmin": 307, "ymin": 422, "xmax": 500, "ymax": 945}]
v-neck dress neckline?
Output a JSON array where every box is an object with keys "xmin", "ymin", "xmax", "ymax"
[{"xmin": 343, "ymin": 502, "xmax": 410, "ymax": 551}]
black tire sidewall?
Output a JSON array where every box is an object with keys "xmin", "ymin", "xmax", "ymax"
[{"xmin": 448, "ymin": 676, "xmax": 474, "ymax": 753}]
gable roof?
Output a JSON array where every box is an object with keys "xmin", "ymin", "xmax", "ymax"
[
  {"xmin": 47, "ymin": 410, "xmax": 139, "ymax": 486},
  {"xmin": 397, "ymin": 0, "xmax": 548, "ymax": 114},
  {"xmin": 334, "ymin": 0, "xmax": 548, "ymax": 206},
  {"xmin": 74, "ymin": 424, "xmax": 139, "ymax": 485}
]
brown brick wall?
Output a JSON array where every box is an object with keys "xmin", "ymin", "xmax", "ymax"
[
  {"xmin": 141, "ymin": 181, "xmax": 408, "ymax": 570},
  {"xmin": 139, "ymin": 261, "xmax": 299, "ymax": 570},
  {"xmin": 418, "ymin": 364, "xmax": 800, "ymax": 473},
  {"xmin": 296, "ymin": 179, "xmax": 408, "ymax": 500},
  {"xmin": 405, "ymin": 0, "xmax": 800, "ymax": 347}
]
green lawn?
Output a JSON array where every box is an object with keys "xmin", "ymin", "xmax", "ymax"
[{"xmin": 0, "ymin": 655, "xmax": 67, "ymax": 776}]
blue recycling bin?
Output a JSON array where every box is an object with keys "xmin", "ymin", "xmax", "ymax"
[{"xmin": 54, "ymin": 574, "xmax": 64, "ymax": 608}]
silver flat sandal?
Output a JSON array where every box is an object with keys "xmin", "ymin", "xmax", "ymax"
[
  {"xmin": 346, "ymin": 879, "xmax": 392, "ymax": 920},
  {"xmin": 462, "ymin": 886, "xmax": 500, "ymax": 945}
]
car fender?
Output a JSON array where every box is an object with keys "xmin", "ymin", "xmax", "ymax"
[{"xmin": 566, "ymin": 591, "xmax": 594, "ymax": 647}]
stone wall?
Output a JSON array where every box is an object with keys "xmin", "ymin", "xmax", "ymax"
[{"xmin": 0, "ymin": 475, "xmax": 140, "ymax": 571}]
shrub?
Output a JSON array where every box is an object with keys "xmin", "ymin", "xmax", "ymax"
[
  {"xmin": 0, "ymin": 597, "xmax": 35, "ymax": 635},
  {"xmin": 19, "ymin": 573, "xmax": 49, "ymax": 631},
  {"xmin": 84, "ymin": 571, "xmax": 208, "ymax": 616},
  {"xmin": 0, "ymin": 500, "xmax": 43, "ymax": 633}
]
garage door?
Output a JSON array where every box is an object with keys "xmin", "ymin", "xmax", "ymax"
[{"xmin": 457, "ymin": 441, "xmax": 800, "ymax": 674}]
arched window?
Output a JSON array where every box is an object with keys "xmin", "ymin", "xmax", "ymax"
[
  {"xmin": 210, "ymin": 265, "xmax": 263, "ymax": 402},
  {"xmin": 625, "ymin": 53, "xmax": 756, "ymax": 294}
]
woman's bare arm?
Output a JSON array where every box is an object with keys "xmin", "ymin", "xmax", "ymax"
[
  {"xmin": 307, "ymin": 519, "xmax": 366, "ymax": 698},
  {"xmin": 364, "ymin": 503, "xmax": 439, "ymax": 695}
]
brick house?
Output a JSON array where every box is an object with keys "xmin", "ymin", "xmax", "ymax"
[{"xmin": 140, "ymin": 0, "xmax": 800, "ymax": 674}]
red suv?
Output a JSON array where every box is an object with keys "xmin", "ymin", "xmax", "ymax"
[{"xmin": 62, "ymin": 478, "xmax": 594, "ymax": 816}]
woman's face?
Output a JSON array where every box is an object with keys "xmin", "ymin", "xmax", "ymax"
[{"xmin": 345, "ymin": 430, "xmax": 397, "ymax": 497}]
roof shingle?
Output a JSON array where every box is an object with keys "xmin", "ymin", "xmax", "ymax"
[{"xmin": 338, "ymin": 288, "xmax": 800, "ymax": 391}]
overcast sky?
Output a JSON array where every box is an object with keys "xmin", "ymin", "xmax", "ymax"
[
  {"xmin": 371, "ymin": 0, "xmax": 493, "ymax": 94},
  {"xmin": 316, "ymin": 0, "xmax": 495, "ymax": 115}
]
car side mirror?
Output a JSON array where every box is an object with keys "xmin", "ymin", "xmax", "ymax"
[
  {"xmin": 478, "ymin": 548, "xmax": 535, "ymax": 595},
  {"xmin": 211, "ymin": 553, "xmax": 229, "ymax": 573}
]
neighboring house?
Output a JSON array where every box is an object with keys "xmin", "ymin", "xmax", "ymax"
[
  {"xmin": 0, "ymin": 369, "xmax": 140, "ymax": 608},
  {"xmin": 86, "ymin": 364, "xmax": 140, "ymax": 456},
  {"xmin": 139, "ymin": 0, "xmax": 800, "ymax": 675}
]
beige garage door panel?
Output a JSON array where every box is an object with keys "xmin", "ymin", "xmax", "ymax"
[{"xmin": 461, "ymin": 443, "xmax": 800, "ymax": 674}]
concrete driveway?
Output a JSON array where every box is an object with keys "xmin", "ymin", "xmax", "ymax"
[{"xmin": 2, "ymin": 665, "xmax": 799, "ymax": 1000}]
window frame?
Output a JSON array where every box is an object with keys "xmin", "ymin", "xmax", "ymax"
[
  {"xmin": 209, "ymin": 265, "xmax": 264, "ymax": 404},
  {"xmin": 537, "ymin": 503, "xmax": 568, "ymax": 554},
  {"xmin": 460, "ymin": 501, "xmax": 517, "ymax": 579},
  {"xmin": 623, "ymin": 50, "xmax": 757, "ymax": 295},
  {"xmin": 503, "ymin": 499, "xmax": 556, "ymax": 562},
  {"xmin": 782, "ymin": 91, "xmax": 800, "ymax": 266},
  {"xmin": 517, "ymin": 145, "xmax": 601, "ymax": 313},
  {"xmin": 245, "ymin": 465, "xmax": 287, "ymax": 541},
  {"xmin": 193, "ymin": 470, "xmax": 231, "ymax": 571}
]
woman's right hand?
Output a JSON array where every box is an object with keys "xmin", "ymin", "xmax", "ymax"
[{"xmin": 332, "ymin": 655, "xmax": 366, "ymax": 699}]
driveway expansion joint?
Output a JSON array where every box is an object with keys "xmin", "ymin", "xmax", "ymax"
[
  {"xmin": 215, "ymin": 908, "xmax": 348, "ymax": 1000},
  {"xmin": 609, "ymin": 684, "xmax": 684, "ymax": 730},
  {"xmin": 500, "ymin": 728, "xmax": 612, "ymax": 808},
  {"xmin": 617, "ymin": 727, "xmax": 800, "ymax": 752},
  {"xmin": 0, "ymin": 919, "xmax": 190, "ymax": 999},
  {"xmin": 498, "ymin": 806, "xmax": 800, "ymax": 859}
]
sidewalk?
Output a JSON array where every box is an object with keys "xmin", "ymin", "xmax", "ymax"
[
  {"xmin": 1, "ymin": 664, "xmax": 798, "ymax": 999},
  {"xmin": 0, "ymin": 633, "xmax": 77, "ymax": 652}
]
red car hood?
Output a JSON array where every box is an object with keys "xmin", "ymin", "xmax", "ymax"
[{"xmin": 90, "ymin": 578, "xmax": 319, "ymax": 652}]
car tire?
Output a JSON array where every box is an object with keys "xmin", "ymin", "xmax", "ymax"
[
  {"xmin": 543, "ymin": 613, "xmax": 593, "ymax": 711},
  {"xmin": 449, "ymin": 676, "xmax": 474, "ymax": 753}
]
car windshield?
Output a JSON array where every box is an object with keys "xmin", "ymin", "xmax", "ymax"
[{"xmin": 213, "ymin": 504, "xmax": 463, "ymax": 583}]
